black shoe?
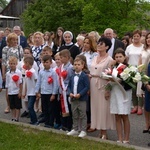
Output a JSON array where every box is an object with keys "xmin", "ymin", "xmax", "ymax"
[
  {"xmin": 30, "ymin": 121, "xmax": 39, "ymax": 126},
  {"xmin": 44, "ymin": 124, "xmax": 53, "ymax": 128},
  {"xmin": 38, "ymin": 117, "xmax": 45, "ymax": 123},
  {"xmin": 143, "ymin": 126, "xmax": 150, "ymax": 133},
  {"xmin": 38, "ymin": 113, "xmax": 44, "ymax": 119},
  {"xmin": 26, "ymin": 113, "xmax": 30, "ymax": 118},
  {"xmin": 21, "ymin": 111, "xmax": 29, "ymax": 117}
]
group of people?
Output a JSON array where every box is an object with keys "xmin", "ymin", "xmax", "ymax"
[{"xmin": 0, "ymin": 25, "xmax": 150, "ymax": 145}]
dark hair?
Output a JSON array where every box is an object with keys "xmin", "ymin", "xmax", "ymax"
[
  {"xmin": 24, "ymin": 56, "xmax": 34, "ymax": 66},
  {"xmin": 114, "ymin": 48, "xmax": 127, "ymax": 65},
  {"xmin": 121, "ymin": 36, "xmax": 129, "ymax": 48},
  {"xmin": 98, "ymin": 37, "xmax": 112, "ymax": 52},
  {"xmin": 132, "ymin": 29, "xmax": 142, "ymax": 37},
  {"xmin": 42, "ymin": 55, "xmax": 52, "ymax": 62},
  {"xmin": 24, "ymin": 47, "xmax": 32, "ymax": 54}
]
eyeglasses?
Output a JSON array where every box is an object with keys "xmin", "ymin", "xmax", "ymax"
[{"xmin": 97, "ymin": 42, "xmax": 104, "ymax": 45}]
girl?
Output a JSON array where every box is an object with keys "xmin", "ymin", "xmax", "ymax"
[
  {"xmin": 43, "ymin": 31, "xmax": 54, "ymax": 49},
  {"xmin": 109, "ymin": 48, "xmax": 131, "ymax": 143}
]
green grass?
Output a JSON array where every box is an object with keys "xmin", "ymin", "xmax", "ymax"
[{"xmin": 0, "ymin": 122, "xmax": 134, "ymax": 150}]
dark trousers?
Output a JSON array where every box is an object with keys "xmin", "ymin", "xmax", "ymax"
[
  {"xmin": 86, "ymin": 96, "xmax": 91, "ymax": 124},
  {"xmin": 41, "ymin": 94, "xmax": 56, "ymax": 126},
  {"xmin": 28, "ymin": 96, "xmax": 37, "ymax": 123},
  {"xmin": 61, "ymin": 96, "xmax": 72, "ymax": 131}
]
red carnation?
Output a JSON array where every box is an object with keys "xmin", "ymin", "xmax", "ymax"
[
  {"xmin": 26, "ymin": 71, "xmax": 33, "ymax": 78},
  {"xmin": 12, "ymin": 75, "xmax": 19, "ymax": 82},
  {"xmin": 56, "ymin": 68, "xmax": 60, "ymax": 75},
  {"xmin": 48, "ymin": 76, "xmax": 53, "ymax": 84},
  {"xmin": 117, "ymin": 64, "xmax": 126, "ymax": 75},
  {"xmin": 61, "ymin": 70, "xmax": 67, "ymax": 79},
  {"xmin": 23, "ymin": 65, "xmax": 27, "ymax": 70}
]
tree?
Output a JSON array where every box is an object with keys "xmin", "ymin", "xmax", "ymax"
[
  {"xmin": 0, "ymin": 0, "xmax": 8, "ymax": 8},
  {"xmin": 22, "ymin": 0, "xmax": 150, "ymax": 37}
]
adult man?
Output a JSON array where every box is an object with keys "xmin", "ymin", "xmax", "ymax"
[{"xmin": 104, "ymin": 28, "xmax": 125, "ymax": 58}]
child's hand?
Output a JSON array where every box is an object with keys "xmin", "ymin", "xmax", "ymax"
[
  {"xmin": 18, "ymin": 93, "xmax": 22, "ymax": 99},
  {"xmin": 74, "ymin": 94, "xmax": 80, "ymax": 99},
  {"xmin": 146, "ymin": 84, "xmax": 150, "ymax": 92},
  {"xmin": 22, "ymin": 94, "xmax": 26, "ymax": 99},
  {"xmin": 70, "ymin": 93, "xmax": 74, "ymax": 98},
  {"xmin": 36, "ymin": 93, "xmax": 41, "ymax": 99},
  {"xmin": 50, "ymin": 95, "xmax": 55, "ymax": 101},
  {"xmin": 105, "ymin": 90, "xmax": 110, "ymax": 100}
]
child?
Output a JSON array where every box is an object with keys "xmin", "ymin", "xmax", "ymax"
[
  {"xmin": 67, "ymin": 57, "xmax": 90, "ymax": 137},
  {"xmin": 57, "ymin": 49, "xmax": 74, "ymax": 131},
  {"xmin": 108, "ymin": 48, "xmax": 131, "ymax": 143},
  {"xmin": 35, "ymin": 55, "xmax": 58, "ymax": 128},
  {"xmin": 17, "ymin": 47, "xmax": 38, "ymax": 117},
  {"xmin": 5, "ymin": 56, "xmax": 22, "ymax": 122},
  {"xmin": 23, "ymin": 56, "xmax": 38, "ymax": 125},
  {"xmin": 39, "ymin": 46, "xmax": 56, "ymax": 70}
]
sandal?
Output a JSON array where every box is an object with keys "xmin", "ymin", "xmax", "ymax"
[{"xmin": 87, "ymin": 128, "xmax": 96, "ymax": 132}]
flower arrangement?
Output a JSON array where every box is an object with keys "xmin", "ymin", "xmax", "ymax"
[
  {"xmin": 48, "ymin": 76, "xmax": 53, "ymax": 84},
  {"xmin": 12, "ymin": 74, "xmax": 19, "ymax": 82},
  {"xmin": 26, "ymin": 71, "xmax": 33, "ymax": 78},
  {"xmin": 61, "ymin": 70, "xmax": 67, "ymax": 79}
]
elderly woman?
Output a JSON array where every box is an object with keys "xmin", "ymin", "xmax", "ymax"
[
  {"xmin": 59, "ymin": 31, "xmax": 80, "ymax": 60},
  {"xmin": 2, "ymin": 32, "xmax": 23, "ymax": 113},
  {"xmin": 89, "ymin": 37, "xmax": 115, "ymax": 139}
]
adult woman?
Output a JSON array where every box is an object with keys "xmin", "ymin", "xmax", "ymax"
[
  {"xmin": 139, "ymin": 32, "xmax": 150, "ymax": 133},
  {"xmin": 88, "ymin": 31, "xmax": 101, "ymax": 43},
  {"xmin": 80, "ymin": 36, "xmax": 97, "ymax": 69},
  {"xmin": 2, "ymin": 33, "xmax": 23, "ymax": 113},
  {"xmin": 31, "ymin": 31, "xmax": 44, "ymax": 67},
  {"xmin": 53, "ymin": 27, "xmax": 64, "ymax": 56},
  {"xmin": 31, "ymin": 31, "xmax": 44, "ymax": 112},
  {"xmin": 75, "ymin": 35, "xmax": 85, "ymax": 52},
  {"xmin": 27, "ymin": 33, "xmax": 34, "ymax": 47},
  {"xmin": 59, "ymin": 31, "xmax": 80, "ymax": 60},
  {"xmin": 121, "ymin": 36, "xmax": 130, "ymax": 49},
  {"xmin": 43, "ymin": 31, "xmax": 54, "ymax": 49},
  {"xmin": 125, "ymin": 30, "xmax": 144, "ymax": 115},
  {"xmin": 89, "ymin": 37, "xmax": 116, "ymax": 139}
]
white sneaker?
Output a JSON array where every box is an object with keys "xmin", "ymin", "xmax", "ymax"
[
  {"xmin": 67, "ymin": 129, "xmax": 78, "ymax": 136},
  {"xmin": 78, "ymin": 131, "xmax": 87, "ymax": 138}
]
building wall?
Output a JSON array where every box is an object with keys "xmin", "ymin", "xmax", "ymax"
[{"xmin": 0, "ymin": 0, "xmax": 32, "ymax": 29}]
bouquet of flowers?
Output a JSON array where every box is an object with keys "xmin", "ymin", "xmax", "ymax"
[
  {"xmin": 26, "ymin": 71, "xmax": 33, "ymax": 78},
  {"xmin": 120, "ymin": 64, "xmax": 150, "ymax": 88}
]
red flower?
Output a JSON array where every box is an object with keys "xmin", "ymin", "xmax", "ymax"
[
  {"xmin": 48, "ymin": 76, "xmax": 53, "ymax": 84},
  {"xmin": 117, "ymin": 64, "xmax": 126, "ymax": 75},
  {"xmin": 23, "ymin": 65, "xmax": 27, "ymax": 70},
  {"xmin": 61, "ymin": 70, "xmax": 67, "ymax": 79},
  {"xmin": 12, "ymin": 75, "xmax": 19, "ymax": 82},
  {"xmin": 56, "ymin": 68, "xmax": 60, "ymax": 75},
  {"xmin": 26, "ymin": 71, "xmax": 33, "ymax": 78}
]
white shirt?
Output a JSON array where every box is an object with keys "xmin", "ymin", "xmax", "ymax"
[
  {"xmin": 73, "ymin": 72, "xmax": 81, "ymax": 95},
  {"xmin": 125, "ymin": 43, "xmax": 144, "ymax": 66},
  {"xmin": 6, "ymin": 69, "xmax": 22, "ymax": 95},
  {"xmin": 25, "ymin": 68, "xmax": 38, "ymax": 96},
  {"xmin": 108, "ymin": 38, "xmax": 115, "ymax": 57}
]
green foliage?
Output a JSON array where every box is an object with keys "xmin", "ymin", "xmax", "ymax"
[
  {"xmin": 0, "ymin": 122, "xmax": 134, "ymax": 150},
  {"xmin": 0, "ymin": 0, "xmax": 8, "ymax": 8},
  {"xmin": 21, "ymin": 0, "xmax": 150, "ymax": 37}
]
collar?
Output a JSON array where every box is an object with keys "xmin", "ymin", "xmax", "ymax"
[{"xmin": 65, "ymin": 42, "xmax": 73, "ymax": 46}]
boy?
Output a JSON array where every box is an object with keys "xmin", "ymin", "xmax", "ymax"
[
  {"xmin": 67, "ymin": 57, "xmax": 90, "ymax": 137},
  {"xmin": 35, "ymin": 55, "xmax": 58, "ymax": 128},
  {"xmin": 5, "ymin": 56, "xmax": 22, "ymax": 122},
  {"xmin": 57, "ymin": 49, "xmax": 74, "ymax": 131},
  {"xmin": 23, "ymin": 56, "xmax": 38, "ymax": 125}
]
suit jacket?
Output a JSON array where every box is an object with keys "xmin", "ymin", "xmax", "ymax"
[
  {"xmin": 68, "ymin": 71, "xmax": 90, "ymax": 101},
  {"xmin": 0, "ymin": 36, "xmax": 27, "ymax": 58},
  {"xmin": 112, "ymin": 38, "xmax": 125, "ymax": 58}
]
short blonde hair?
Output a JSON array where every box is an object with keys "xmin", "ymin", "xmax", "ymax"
[
  {"xmin": 7, "ymin": 33, "xmax": 18, "ymax": 47},
  {"xmin": 9, "ymin": 56, "xmax": 18, "ymax": 63}
]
